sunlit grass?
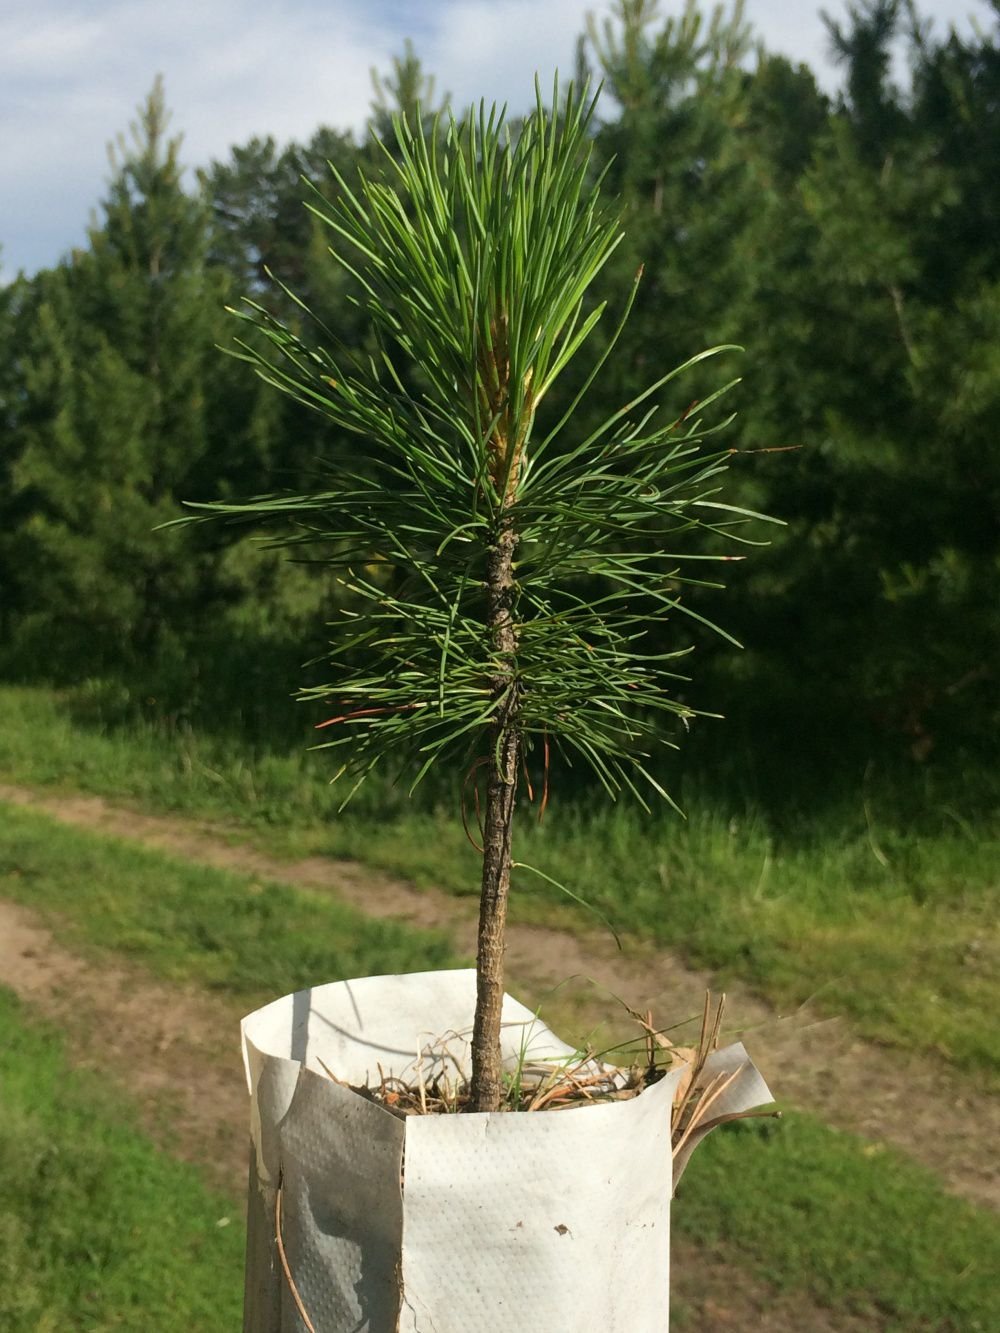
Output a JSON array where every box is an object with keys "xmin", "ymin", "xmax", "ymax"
[
  {"xmin": 0, "ymin": 683, "xmax": 997, "ymax": 1077},
  {"xmin": 677, "ymin": 1114, "xmax": 1000, "ymax": 1332},
  {"xmin": 2, "ymin": 809, "xmax": 999, "ymax": 1332},
  {"xmin": 0, "ymin": 987, "xmax": 245, "ymax": 1332},
  {"xmin": 0, "ymin": 798, "xmax": 457, "ymax": 1003}
]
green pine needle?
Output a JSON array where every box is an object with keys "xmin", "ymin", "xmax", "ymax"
[{"xmin": 184, "ymin": 78, "xmax": 772, "ymax": 802}]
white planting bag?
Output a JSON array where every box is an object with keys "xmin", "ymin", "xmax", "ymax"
[{"xmin": 242, "ymin": 969, "xmax": 772, "ymax": 1332}]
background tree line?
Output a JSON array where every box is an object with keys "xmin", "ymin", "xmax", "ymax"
[{"xmin": 1, "ymin": 0, "xmax": 997, "ymax": 807}]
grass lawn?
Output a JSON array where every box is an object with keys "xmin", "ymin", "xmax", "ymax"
[
  {"xmin": 0, "ymin": 684, "xmax": 997, "ymax": 1079},
  {"xmin": 676, "ymin": 1114, "xmax": 1000, "ymax": 1332},
  {"xmin": 0, "ymin": 986, "xmax": 245, "ymax": 1332},
  {"xmin": 2, "ymin": 801, "xmax": 1000, "ymax": 1331}
]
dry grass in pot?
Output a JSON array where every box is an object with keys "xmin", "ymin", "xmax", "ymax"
[{"xmin": 315, "ymin": 992, "xmax": 781, "ymax": 1156}]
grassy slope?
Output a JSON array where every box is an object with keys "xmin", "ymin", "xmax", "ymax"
[
  {"xmin": 1, "ymin": 801, "xmax": 999, "ymax": 1331},
  {"xmin": 0, "ymin": 685, "xmax": 997, "ymax": 1078},
  {"xmin": 0, "ymin": 987, "xmax": 245, "ymax": 1332},
  {"xmin": 677, "ymin": 1116, "xmax": 999, "ymax": 1332},
  {"xmin": 0, "ymin": 799, "xmax": 456, "ymax": 1003}
]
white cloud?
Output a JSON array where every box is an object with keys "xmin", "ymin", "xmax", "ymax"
[
  {"xmin": 0, "ymin": 14, "xmax": 103, "ymax": 74},
  {"xmin": 427, "ymin": 0, "xmax": 586, "ymax": 106},
  {"xmin": 0, "ymin": 0, "xmax": 387, "ymax": 278}
]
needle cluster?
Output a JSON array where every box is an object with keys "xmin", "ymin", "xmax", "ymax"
[{"xmin": 191, "ymin": 80, "xmax": 761, "ymax": 810}]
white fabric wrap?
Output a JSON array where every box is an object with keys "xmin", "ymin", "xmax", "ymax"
[{"xmin": 241, "ymin": 968, "xmax": 772, "ymax": 1332}]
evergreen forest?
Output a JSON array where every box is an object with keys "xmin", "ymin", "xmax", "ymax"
[{"xmin": 2, "ymin": 0, "xmax": 998, "ymax": 816}]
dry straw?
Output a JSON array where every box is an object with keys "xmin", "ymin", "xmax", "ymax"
[{"xmin": 314, "ymin": 991, "xmax": 780, "ymax": 1154}]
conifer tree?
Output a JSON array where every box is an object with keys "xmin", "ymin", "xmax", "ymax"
[
  {"xmin": 368, "ymin": 39, "xmax": 448, "ymax": 151},
  {"xmin": 201, "ymin": 126, "xmax": 359, "ymax": 307},
  {"xmin": 585, "ymin": 2, "xmax": 756, "ymax": 406},
  {"xmin": 0, "ymin": 269, "xmax": 25, "ymax": 659},
  {"xmin": 717, "ymin": 1, "xmax": 1000, "ymax": 765},
  {"xmin": 9, "ymin": 81, "xmax": 234, "ymax": 680},
  {"xmin": 564, "ymin": 1, "xmax": 766, "ymax": 742}
]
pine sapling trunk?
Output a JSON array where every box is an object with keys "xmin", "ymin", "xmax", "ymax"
[{"xmin": 470, "ymin": 512, "xmax": 520, "ymax": 1112}]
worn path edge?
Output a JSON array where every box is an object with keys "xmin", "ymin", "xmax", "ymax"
[{"xmin": 1, "ymin": 779, "xmax": 997, "ymax": 1216}]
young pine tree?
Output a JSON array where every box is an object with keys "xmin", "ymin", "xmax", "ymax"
[{"xmin": 190, "ymin": 84, "xmax": 761, "ymax": 1109}]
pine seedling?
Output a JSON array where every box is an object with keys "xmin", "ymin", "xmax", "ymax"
[{"xmin": 189, "ymin": 79, "xmax": 767, "ymax": 1110}]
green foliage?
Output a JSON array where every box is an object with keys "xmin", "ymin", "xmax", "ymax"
[
  {"xmin": 0, "ymin": 988, "xmax": 244, "ymax": 1331},
  {"xmin": 3, "ymin": 788, "xmax": 1000, "ymax": 1330},
  {"xmin": 2, "ymin": 5, "xmax": 999, "ymax": 780},
  {"xmin": 4, "ymin": 83, "xmax": 235, "ymax": 678},
  {"xmin": 200, "ymin": 125, "xmax": 361, "ymax": 311},
  {"xmin": 0, "ymin": 273, "xmax": 24, "ymax": 646},
  {"xmin": 599, "ymin": 0, "xmax": 1000, "ymax": 769},
  {"xmin": 2, "ymin": 684, "xmax": 997, "ymax": 1078},
  {"xmin": 368, "ymin": 38, "xmax": 449, "ymax": 150},
  {"xmin": 677, "ymin": 1113, "xmax": 1000, "ymax": 1330},
  {"xmin": 190, "ymin": 82, "xmax": 759, "ymax": 805},
  {"xmin": 1, "ymin": 81, "xmax": 331, "ymax": 712}
]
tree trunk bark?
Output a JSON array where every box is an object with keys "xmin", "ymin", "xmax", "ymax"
[{"xmin": 470, "ymin": 517, "xmax": 519, "ymax": 1112}]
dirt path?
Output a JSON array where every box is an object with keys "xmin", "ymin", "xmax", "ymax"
[
  {"xmin": 0, "ymin": 896, "xmax": 877, "ymax": 1333},
  {"xmin": 2, "ymin": 780, "xmax": 997, "ymax": 1216}
]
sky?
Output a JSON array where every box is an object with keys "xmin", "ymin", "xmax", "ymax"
[{"xmin": 2, "ymin": 0, "xmax": 996, "ymax": 281}]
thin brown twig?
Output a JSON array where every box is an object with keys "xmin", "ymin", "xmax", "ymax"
[
  {"xmin": 314, "ymin": 702, "xmax": 420, "ymax": 730},
  {"xmin": 416, "ymin": 1047, "xmax": 428, "ymax": 1116},
  {"xmin": 527, "ymin": 1064, "xmax": 610, "ymax": 1111},
  {"xmin": 315, "ymin": 1055, "xmax": 349, "ymax": 1086},
  {"xmin": 709, "ymin": 991, "xmax": 726, "ymax": 1054},
  {"xmin": 699, "ymin": 991, "xmax": 712, "ymax": 1063},
  {"xmin": 539, "ymin": 727, "xmax": 550, "ymax": 821},
  {"xmin": 670, "ymin": 992, "xmax": 726, "ymax": 1141},
  {"xmin": 692, "ymin": 1107, "xmax": 783, "ymax": 1136},
  {"xmin": 275, "ymin": 1174, "xmax": 317, "ymax": 1333},
  {"xmin": 460, "ymin": 756, "xmax": 489, "ymax": 854},
  {"xmin": 672, "ymin": 1067, "xmax": 742, "ymax": 1160},
  {"xmin": 521, "ymin": 748, "xmax": 535, "ymax": 802}
]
